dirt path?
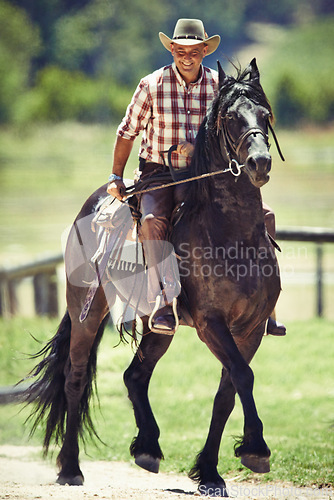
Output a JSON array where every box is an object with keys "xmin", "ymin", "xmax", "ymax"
[{"xmin": 0, "ymin": 446, "xmax": 332, "ymax": 499}]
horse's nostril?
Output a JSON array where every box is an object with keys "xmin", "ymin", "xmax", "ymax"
[
  {"xmin": 247, "ymin": 157, "xmax": 257, "ymax": 171},
  {"xmin": 246, "ymin": 154, "xmax": 271, "ymax": 173}
]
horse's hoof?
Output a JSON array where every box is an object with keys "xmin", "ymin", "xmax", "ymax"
[
  {"xmin": 198, "ymin": 482, "xmax": 228, "ymax": 497},
  {"xmin": 56, "ymin": 474, "xmax": 84, "ymax": 486},
  {"xmin": 240, "ymin": 454, "xmax": 270, "ymax": 473},
  {"xmin": 135, "ymin": 453, "xmax": 160, "ymax": 473}
]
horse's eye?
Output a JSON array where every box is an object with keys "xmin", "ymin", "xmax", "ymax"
[{"xmin": 225, "ymin": 113, "xmax": 234, "ymax": 121}]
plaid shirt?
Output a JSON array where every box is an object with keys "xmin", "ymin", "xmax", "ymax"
[{"xmin": 117, "ymin": 62, "xmax": 218, "ymax": 168}]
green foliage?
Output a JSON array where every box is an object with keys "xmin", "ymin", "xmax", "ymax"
[
  {"xmin": 0, "ymin": 0, "xmax": 41, "ymax": 123},
  {"xmin": 261, "ymin": 17, "xmax": 334, "ymax": 125},
  {"xmin": 52, "ymin": 0, "xmax": 169, "ymax": 84},
  {"xmin": 3, "ymin": 1, "xmax": 334, "ymax": 124},
  {"xmin": 15, "ymin": 66, "xmax": 131, "ymax": 123}
]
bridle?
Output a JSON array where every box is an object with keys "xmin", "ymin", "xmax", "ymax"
[{"xmin": 217, "ymin": 108, "xmax": 285, "ymax": 175}]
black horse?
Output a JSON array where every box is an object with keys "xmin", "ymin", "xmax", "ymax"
[{"xmin": 23, "ymin": 59, "xmax": 282, "ymax": 496}]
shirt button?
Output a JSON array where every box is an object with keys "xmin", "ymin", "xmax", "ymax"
[{"xmin": 187, "ymin": 110, "xmax": 191, "ymax": 114}]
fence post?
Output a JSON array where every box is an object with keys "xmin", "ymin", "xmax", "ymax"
[
  {"xmin": 33, "ymin": 270, "xmax": 59, "ymax": 317},
  {"xmin": 0, "ymin": 278, "xmax": 18, "ymax": 316},
  {"xmin": 0, "ymin": 277, "xmax": 9, "ymax": 316},
  {"xmin": 316, "ymin": 243, "xmax": 324, "ymax": 317}
]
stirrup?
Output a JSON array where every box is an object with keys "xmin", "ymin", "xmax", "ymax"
[{"xmin": 148, "ymin": 296, "xmax": 179, "ymax": 335}]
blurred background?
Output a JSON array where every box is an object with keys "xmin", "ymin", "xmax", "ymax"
[{"xmin": 0, "ymin": 0, "xmax": 334, "ymax": 320}]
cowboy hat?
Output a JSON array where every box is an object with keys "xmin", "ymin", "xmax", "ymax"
[{"xmin": 159, "ymin": 19, "xmax": 220, "ymax": 56}]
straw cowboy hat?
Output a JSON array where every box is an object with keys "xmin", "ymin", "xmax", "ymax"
[{"xmin": 159, "ymin": 19, "xmax": 220, "ymax": 56}]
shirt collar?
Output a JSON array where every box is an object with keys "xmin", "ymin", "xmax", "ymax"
[{"xmin": 172, "ymin": 62, "xmax": 204, "ymax": 89}]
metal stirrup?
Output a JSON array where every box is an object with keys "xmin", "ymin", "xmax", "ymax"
[{"xmin": 148, "ymin": 296, "xmax": 179, "ymax": 335}]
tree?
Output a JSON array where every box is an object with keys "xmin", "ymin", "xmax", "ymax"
[
  {"xmin": 261, "ymin": 17, "xmax": 334, "ymax": 125},
  {"xmin": 53, "ymin": 0, "xmax": 169, "ymax": 85},
  {"xmin": 0, "ymin": 0, "xmax": 41, "ymax": 122}
]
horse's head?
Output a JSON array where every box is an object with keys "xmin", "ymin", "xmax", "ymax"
[{"xmin": 215, "ymin": 59, "xmax": 274, "ymax": 188}]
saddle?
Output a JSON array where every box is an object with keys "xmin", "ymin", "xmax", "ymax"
[{"xmin": 79, "ymin": 174, "xmax": 191, "ymax": 330}]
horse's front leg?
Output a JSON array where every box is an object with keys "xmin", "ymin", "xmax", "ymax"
[
  {"xmin": 202, "ymin": 318, "xmax": 270, "ymax": 478},
  {"xmin": 232, "ymin": 326, "xmax": 271, "ymax": 474},
  {"xmin": 189, "ymin": 367, "xmax": 235, "ymax": 497},
  {"xmin": 123, "ymin": 319, "xmax": 174, "ymax": 473}
]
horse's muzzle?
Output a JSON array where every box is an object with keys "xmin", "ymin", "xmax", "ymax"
[{"xmin": 245, "ymin": 152, "xmax": 271, "ymax": 187}]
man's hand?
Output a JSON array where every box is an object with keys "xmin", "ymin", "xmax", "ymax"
[
  {"xmin": 107, "ymin": 136, "xmax": 134, "ymax": 201},
  {"xmin": 177, "ymin": 141, "xmax": 195, "ymax": 157},
  {"xmin": 107, "ymin": 179, "xmax": 126, "ymax": 201}
]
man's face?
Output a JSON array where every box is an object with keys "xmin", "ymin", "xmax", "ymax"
[{"xmin": 171, "ymin": 43, "xmax": 208, "ymax": 84}]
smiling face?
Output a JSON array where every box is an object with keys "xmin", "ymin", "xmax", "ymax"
[{"xmin": 171, "ymin": 42, "xmax": 208, "ymax": 86}]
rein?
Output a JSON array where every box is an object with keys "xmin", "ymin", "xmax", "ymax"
[
  {"xmin": 268, "ymin": 121, "xmax": 285, "ymax": 162},
  {"xmin": 123, "ymin": 157, "xmax": 243, "ymax": 199}
]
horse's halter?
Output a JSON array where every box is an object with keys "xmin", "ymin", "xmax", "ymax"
[{"xmin": 216, "ymin": 108, "xmax": 285, "ymax": 176}]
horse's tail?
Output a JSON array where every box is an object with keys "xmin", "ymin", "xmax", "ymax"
[{"xmin": 22, "ymin": 310, "xmax": 109, "ymax": 456}]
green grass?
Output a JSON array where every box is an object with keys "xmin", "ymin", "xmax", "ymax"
[{"xmin": 0, "ymin": 316, "xmax": 333, "ymax": 487}]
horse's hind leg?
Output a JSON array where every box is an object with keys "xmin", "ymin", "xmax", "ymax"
[
  {"xmin": 123, "ymin": 319, "xmax": 174, "ymax": 473},
  {"xmin": 57, "ymin": 286, "xmax": 109, "ymax": 485}
]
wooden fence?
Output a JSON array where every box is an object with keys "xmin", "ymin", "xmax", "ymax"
[
  {"xmin": 0, "ymin": 226, "xmax": 333, "ymax": 318},
  {"xmin": 0, "ymin": 254, "xmax": 63, "ymax": 317},
  {"xmin": 276, "ymin": 226, "xmax": 334, "ymax": 317}
]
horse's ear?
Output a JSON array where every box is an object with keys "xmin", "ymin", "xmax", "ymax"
[
  {"xmin": 249, "ymin": 58, "xmax": 260, "ymax": 83},
  {"xmin": 217, "ymin": 60, "xmax": 226, "ymax": 89}
]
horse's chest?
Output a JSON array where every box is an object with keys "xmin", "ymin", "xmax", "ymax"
[{"xmin": 179, "ymin": 235, "xmax": 279, "ymax": 307}]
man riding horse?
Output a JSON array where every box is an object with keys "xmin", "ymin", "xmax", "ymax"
[{"xmin": 107, "ymin": 18, "xmax": 286, "ymax": 336}]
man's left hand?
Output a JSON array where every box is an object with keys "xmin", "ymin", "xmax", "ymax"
[{"xmin": 177, "ymin": 141, "xmax": 194, "ymax": 157}]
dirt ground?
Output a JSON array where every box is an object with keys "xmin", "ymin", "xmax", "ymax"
[{"xmin": 0, "ymin": 446, "xmax": 332, "ymax": 500}]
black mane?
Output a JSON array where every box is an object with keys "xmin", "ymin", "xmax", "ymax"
[{"xmin": 207, "ymin": 65, "xmax": 273, "ymax": 134}]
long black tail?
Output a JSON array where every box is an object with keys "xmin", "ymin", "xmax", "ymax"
[{"xmin": 22, "ymin": 310, "xmax": 109, "ymax": 455}]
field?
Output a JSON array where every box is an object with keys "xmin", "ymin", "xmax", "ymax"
[{"xmin": 0, "ymin": 316, "xmax": 333, "ymax": 488}]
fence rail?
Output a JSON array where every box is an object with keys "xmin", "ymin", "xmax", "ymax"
[
  {"xmin": 276, "ymin": 226, "xmax": 334, "ymax": 243},
  {"xmin": 0, "ymin": 227, "xmax": 334, "ymax": 318}
]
